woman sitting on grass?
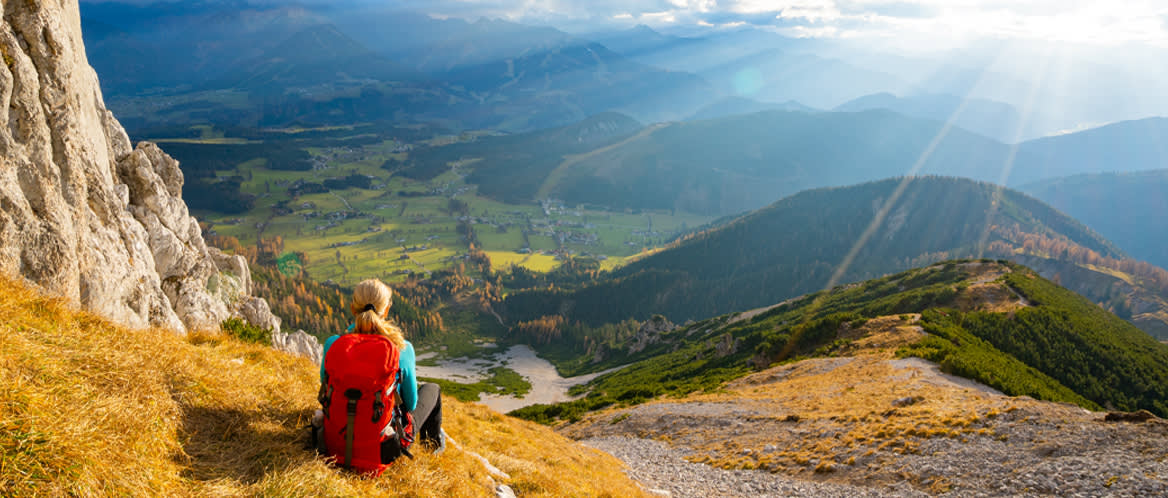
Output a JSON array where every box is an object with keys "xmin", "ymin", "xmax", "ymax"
[{"xmin": 313, "ymin": 279, "xmax": 444, "ymax": 466}]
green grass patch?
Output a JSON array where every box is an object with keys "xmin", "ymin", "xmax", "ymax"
[
  {"xmin": 421, "ymin": 366, "xmax": 532, "ymax": 403},
  {"xmin": 220, "ymin": 317, "xmax": 271, "ymax": 345}
]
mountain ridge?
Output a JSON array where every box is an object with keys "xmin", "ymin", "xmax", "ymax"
[{"xmin": 501, "ymin": 176, "xmax": 1168, "ymax": 338}]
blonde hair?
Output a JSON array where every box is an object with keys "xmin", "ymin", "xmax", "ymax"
[{"xmin": 350, "ymin": 279, "xmax": 406, "ymax": 349}]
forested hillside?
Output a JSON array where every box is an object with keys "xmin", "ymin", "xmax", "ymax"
[{"xmin": 500, "ymin": 177, "xmax": 1168, "ymax": 339}]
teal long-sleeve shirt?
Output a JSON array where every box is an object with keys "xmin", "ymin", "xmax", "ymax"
[{"xmin": 320, "ymin": 331, "xmax": 417, "ymax": 412}]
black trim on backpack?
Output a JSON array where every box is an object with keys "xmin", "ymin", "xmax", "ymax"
[
  {"xmin": 372, "ymin": 391, "xmax": 384, "ymax": 424},
  {"xmin": 318, "ymin": 372, "xmax": 332, "ymax": 415},
  {"xmin": 343, "ymin": 389, "xmax": 362, "ymax": 468}
]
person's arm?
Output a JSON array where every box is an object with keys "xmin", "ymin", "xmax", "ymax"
[
  {"xmin": 398, "ymin": 341, "xmax": 418, "ymax": 412},
  {"xmin": 320, "ymin": 335, "xmax": 339, "ymax": 383}
]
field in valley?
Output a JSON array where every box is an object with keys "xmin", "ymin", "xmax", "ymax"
[{"xmin": 175, "ymin": 124, "xmax": 710, "ymax": 286}]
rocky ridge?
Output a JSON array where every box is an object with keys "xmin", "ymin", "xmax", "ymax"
[{"xmin": 0, "ymin": 1, "xmax": 276, "ymax": 334}]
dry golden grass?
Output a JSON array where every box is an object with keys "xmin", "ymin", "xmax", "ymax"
[
  {"xmin": 0, "ymin": 276, "xmax": 646, "ymax": 497},
  {"xmin": 683, "ymin": 354, "xmax": 1009, "ymax": 474},
  {"xmin": 566, "ymin": 315, "xmax": 1019, "ymax": 483}
]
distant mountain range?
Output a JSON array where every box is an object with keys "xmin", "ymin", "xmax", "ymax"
[
  {"xmin": 687, "ymin": 97, "xmax": 817, "ymax": 121},
  {"xmin": 501, "ymin": 177, "xmax": 1168, "ymax": 339},
  {"xmin": 81, "ymin": 3, "xmax": 1168, "ymax": 140},
  {"xmin": 218, "ymin": 24, "xmax": 414, "ymax": 92},
  {"xmin": 1015, "ymin": 118, "xmax": 1168, "ymax": 180},
  {"xmin": 592, "ymin": 24, "xmax": 1168, "ymax": 137},
  {"xmin": 835, "ymin": 92, "xmax": 1023, "ymax": 143},
  {"xmin": 509, "ymin": 111, "xmax": 1168, "ymax": 216},
  {"xmin": 81, "ymin": 4, "xmax": 717, "ymax": 131},
  {"xmin": 699, "ymin": 49, "xmax": 915, "ymax": 109}
]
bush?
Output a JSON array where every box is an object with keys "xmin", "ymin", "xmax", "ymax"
[{"xmin": 220, "ymin": 318, "xmax": 271, "ymax": 345}]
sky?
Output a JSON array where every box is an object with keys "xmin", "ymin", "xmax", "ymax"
[
  {"xmin": 79, "ymin": 0, "xmax": 1168, "ymax": 48},
  {"xmin": 389, "ymin": 0, "xmax": 1168, "ymax": 47}
]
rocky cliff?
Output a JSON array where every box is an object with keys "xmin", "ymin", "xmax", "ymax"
[{"xmin": 0, "ymin": 1, "xmax": 276, "ymax": 334}]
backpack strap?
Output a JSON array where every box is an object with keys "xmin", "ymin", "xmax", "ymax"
[
  {"xmin": 343, "ymin": 388, "xmax": 362, "ymax": 468},
  {"xmin": 318, "ymin": 371, "xmax": 332, "ymax": 415},
  {"xmin": 392, "ymin": 389, "xmax": 414, "ymax": 459}
]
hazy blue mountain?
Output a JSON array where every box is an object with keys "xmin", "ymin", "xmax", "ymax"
[
  {"xmin": 82, "ymin": 2, "xmax": 326, "ymax": 94},
  {"xmin": 835, "ymin": 92, "xmax": 1022, "ymax": 143},
  {"xmin": 81, "ymin": 4, "xmax": 718, "ymax": 131},
  {"xmin": 1013, "ymin": 118, "xmax": 1168, "ymax": 184},
  {"xmin": 588, "ymin": 24, "xmax": 705, "ymax": 62},
  {"xmin": 520, "ymin": 110, "xmax": 1168, "ymax": 216},
  {"xmin": 914, "ymin": 45, "xmax": 1168, "ymax": 139},
  {"xmin": 330, "ymin": 10, "xmax": 575, "ymax": 74},
  {"xmin": 687, "ymin": 97, "xmax": 817, "ymax": 121},
  {"xmin": 700, "ymin": 49, "xmax": 915, "ymax": 109},
  {"xmin": 443, "ymin": 42, "xmax": 717, "ymax": 128},
  {"xmin": 217, "ymin": 24, "xmax": 413, "ymax": 92},
  {"xmin": 589, "ymin": 24, "xmax": 821, "ymax": 74},
  {"xmin": 81, "ymin": 19, "xmax": 166, "ymax": 94},
  {"xmin": 538, "ymin": 109, "xmax": 1010, "ymax": 215},
  {"xmin": 1020, "ymin": 170, "xmax": 1168, "ymax": 269}
]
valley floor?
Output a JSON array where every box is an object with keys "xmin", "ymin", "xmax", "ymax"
[{"xmin": 565, "ymin": 320, "xmax": 1168, "ymax": 496}]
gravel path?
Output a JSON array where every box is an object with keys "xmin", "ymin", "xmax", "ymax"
[{"xmin": 583, "ymin": 436, "xmax": 923, "ymax": 497}]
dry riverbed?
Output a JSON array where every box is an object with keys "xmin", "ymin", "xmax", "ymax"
[{"xmin": 417, "ymin": 344, "xmax": 620, "ymax": 412}]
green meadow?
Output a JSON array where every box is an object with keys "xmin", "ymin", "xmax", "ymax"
[{"xmin": 188, "ymin": 126, "xmax": 710, "ymax": 287}]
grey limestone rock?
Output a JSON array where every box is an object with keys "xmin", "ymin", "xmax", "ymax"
[
  {"xmin": 0, "ymin": 1, "xmax": 277, "ymax": 335},
  {"xmin": 271, "ymin": 329, "xmax": 322, "ymax": 366},
  {"xmin": 629, "ymin": 315, "xmax": 677, "ymax": 354}
]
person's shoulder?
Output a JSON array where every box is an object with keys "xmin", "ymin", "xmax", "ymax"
[{"xmin": 403, "ymin": 340, "xmax": 415, "ymax": 354}]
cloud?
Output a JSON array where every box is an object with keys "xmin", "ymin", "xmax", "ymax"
[{"xmin": 80, "ymin": 0, "xmax": 1168, "ymax": 46}]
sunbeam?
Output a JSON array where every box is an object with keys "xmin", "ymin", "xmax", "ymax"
[
  {"xmin": 977, "ymin": 44, "xmax": 1057, "ymax": 259},
  {"xmin": 821, "ymin": 47, "xmax": 1011, "ymax": 293}
]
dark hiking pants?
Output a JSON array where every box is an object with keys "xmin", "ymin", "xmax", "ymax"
[{"xmin": 412, "ymin": 382, "xmax": 443, "ymax": 447}]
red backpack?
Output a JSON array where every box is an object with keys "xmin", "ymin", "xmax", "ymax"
[{"xmin": 319, "ymin": 334, "xmax": 414, "ymax": 476}]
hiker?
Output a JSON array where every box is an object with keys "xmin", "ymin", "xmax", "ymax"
[{"xmin": 312, "ymin": 278, "xmax": 444, "ymax": 475}]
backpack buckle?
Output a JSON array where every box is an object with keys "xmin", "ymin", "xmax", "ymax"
[{"xmin": 372, "ymin": 392, "xmax": 385, "ymax": 423}]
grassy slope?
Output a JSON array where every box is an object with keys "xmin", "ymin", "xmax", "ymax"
[{"xmin": 0, "ymin": 276, "xmax": 645, "ymax": 497}]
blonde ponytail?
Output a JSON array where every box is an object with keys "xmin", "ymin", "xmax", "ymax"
[{"xmin": 350, "ymin": 279, "xmax": 406, "ymax": 349}]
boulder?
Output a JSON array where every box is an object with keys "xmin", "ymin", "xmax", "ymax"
[
  {"xmin": 272, "ymin": 329, "xmax": 323, "ymax": 366},
  {"xmin": 628, "ymin": 315, "xmax": 676, "ymax": 353}
]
